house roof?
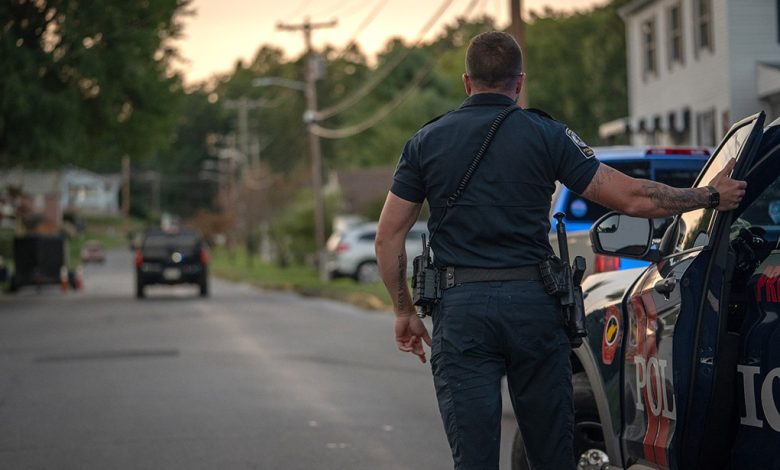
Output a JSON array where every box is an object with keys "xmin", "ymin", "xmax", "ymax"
[
  {"xmin": 0, "ymin": 170, "xmax": 61, "ymax": 195},
  {"xmin": 0, "ymin": 168, "xmax": 121, "ymax": 196},
  {"xmin": 618, "ymin": 0, "xmax": 654, "ymax": 18},
  {"xmin": 332, "ymin": 167, "xmax": 395, "ymax": 214}
]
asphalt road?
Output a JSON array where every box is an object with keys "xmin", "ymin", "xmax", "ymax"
[{"xmin": 0, "ymin": 250, "xmax": 518, "ymax": 470}]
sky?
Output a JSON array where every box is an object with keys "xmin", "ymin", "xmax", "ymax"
[{"xmin": 174, "ymin": 0, "xmax": 605, "ymax": 84}]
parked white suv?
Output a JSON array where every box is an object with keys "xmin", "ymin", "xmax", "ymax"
[{"xmin": 325, "ymin": 221, "xmax": 428, "ymax": 283}]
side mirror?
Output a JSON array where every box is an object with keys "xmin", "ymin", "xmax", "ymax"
[{"xmin": 590, "ymin": 212, "xmax": 658, "ymax": 261}]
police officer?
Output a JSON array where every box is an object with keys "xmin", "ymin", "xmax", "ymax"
[{"xmin": 374, "ymin": 31, "xmax": 746, "ymax": 470}]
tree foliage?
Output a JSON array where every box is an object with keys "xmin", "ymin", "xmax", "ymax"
[
  {"xmin": 0, "ymin": 0, "xmax": 631, "ymax": 241},
  {"xmin": 0, "ymin": 0, "xmax": 191, "ymax": 169},
  {"xmin": 524, "ymin": 1, "xmax": 629, "ymax": 139}
]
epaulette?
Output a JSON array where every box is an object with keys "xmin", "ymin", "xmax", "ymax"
[
  {"xmin": 419, "ymin": 110, "xmax": 453, "ymax": 129},
  {"xmin": 524, "ymin": 108, "xmax": 557, "ymax": 121}
]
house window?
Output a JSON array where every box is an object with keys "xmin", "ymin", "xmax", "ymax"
[
  {"xmin": 694, "ymin": 0, "xmax": 714, "ymax": 55},
  {"xmin": 642, "ymin": 17, "xmax": 658, "ymax": 79},
  {"xmin": 668, "ymin": 3, "xmax": 684, "ymax": 67},
  {"xmin": 696, "ymin": 109, "xmax": 716, "ymax": 146}
]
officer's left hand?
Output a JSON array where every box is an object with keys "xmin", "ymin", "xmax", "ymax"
[{"xmin": 395, "ymin": 314, "xmax": 432, "ymax": 364}]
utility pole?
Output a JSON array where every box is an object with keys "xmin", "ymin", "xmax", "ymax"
[
  {"xmin": 121, "ymin": 155, "xmax": 130, "ymax": 234},
  {"xmin": 277, "ymin": 17, "xmax": 337, "ymax": 280},
  {"xmin": 224, "ymin": 97, "xmax": 267, "ymax": 166},
  {"xmin": 509, "ymin": 0, "xmax": 528, "ymax": 108}
]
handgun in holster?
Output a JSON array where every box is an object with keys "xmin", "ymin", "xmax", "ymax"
[
  {"xmin": 412, "ymin": 234, "xmax": 441, "ymax": 318},
  {"xmin": 539, "ymin": 213, "xmax": 587, "ymax": 348}
]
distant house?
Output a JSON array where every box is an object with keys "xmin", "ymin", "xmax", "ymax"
[
  {"xmin": 60, "ymin": 168, "xmax": 121, "ymax": 215},
  {"xmin": 328, "ymin": 167, "xmax": 395, "ymax": 215},
  {"xmin": 0, "ymin": 168, "xmax": 121, "ymax": 231},
  {"xmin": 602, "ymin": 0, "xmax": 780, "ymax": 145}
]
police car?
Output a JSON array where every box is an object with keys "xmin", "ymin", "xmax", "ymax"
[
  {"xmin": 550, "ymin": 146, "xmax": 708, "ymax": 276},
  {"xmin": 513, "ymin": 112, "xmax": 780, "ymax": 469}
]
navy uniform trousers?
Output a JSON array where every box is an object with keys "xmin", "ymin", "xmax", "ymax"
[{"xmin": 430, "ymin": 279, "xmax": 575, "ymax": 470}]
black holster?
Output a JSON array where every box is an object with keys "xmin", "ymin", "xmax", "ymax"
[
  {"xmin": 412, "ymin": 235, "xmax": 441, "ymax": 318},
  {"xmin": 538, "ymin": 254, "xmax": 587, "ymax": 347}
]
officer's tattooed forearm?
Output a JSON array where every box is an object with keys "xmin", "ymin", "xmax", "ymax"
[
  {"xmin": 584, "ymin": 164, "xmax": 709, "ymax": 216},
  {"xmin": 397, "ymin": 253, "xmax": 406, "ymax": 310},
  {"xmin": 639, "ymin": 181, "xmax": 709, "ymax": 213}
]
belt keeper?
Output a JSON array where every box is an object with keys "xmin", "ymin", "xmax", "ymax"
[{"xmin": 445, "ymin": 266, "xmax": 455, "ymax": 289}]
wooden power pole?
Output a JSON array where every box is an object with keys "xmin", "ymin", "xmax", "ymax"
[
  {"xmin": 121, "ymin": 155, "xmax": 130, "ymax": 234},
  {"xmin": 277, "ymin": 17, "xmax": 337, "ymax": 280},
  {"xmin": 509, "ymin": 0, "xmax": 528, "ymax": 108}
]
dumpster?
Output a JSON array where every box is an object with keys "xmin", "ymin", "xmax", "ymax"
[{"xmin": 10, "ymin": 235, "xmax": 71, "ymax": 292}]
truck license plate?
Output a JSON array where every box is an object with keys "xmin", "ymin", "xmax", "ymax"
[{"xmin": 163, "ymin": 268, "xmax": 181, "ymax": 280}]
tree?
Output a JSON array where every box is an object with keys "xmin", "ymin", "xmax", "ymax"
[
  {"xmin": 524, "ymin": 1, "xmax": 629, "ymax": 141},
  {"xmin": 0, "ymin": 0, "xmax": 191, "ymax": 169}
]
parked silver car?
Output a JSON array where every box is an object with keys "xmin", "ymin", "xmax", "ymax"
[{"xmin": 325, "ymin": 221, "xmax": 428, "ymax": 283}]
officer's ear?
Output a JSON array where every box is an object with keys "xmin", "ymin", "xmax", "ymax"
[
  {"xmin": 462, "ymin": 73, "xmax": 473, "ymax": 96},
  {"xmin": 515, "ymin": 73, "xmax": 526, "ymax": 96}
]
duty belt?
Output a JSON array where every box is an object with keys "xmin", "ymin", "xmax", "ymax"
[{"xmin": 439, "ymin": 266, "xmax": 541, "ymax": 290}]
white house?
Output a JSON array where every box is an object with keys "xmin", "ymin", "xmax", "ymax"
[
  {"xmin": 60, "ymin": 168, "xmax": 121, "ymax": 215},
  {"xmin": 604, "ymin": 0, "xmax": 780, "ymax": 146},
  {"xmin": 0, "ymin": 168, "xmax": 121, "ymax": 222}
]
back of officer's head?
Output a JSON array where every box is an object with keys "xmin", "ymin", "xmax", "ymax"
[{"xmin": 465, "ymin": 32, "xmax": 523, "ymax": 91}]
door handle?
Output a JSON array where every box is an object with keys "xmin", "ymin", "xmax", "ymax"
[{"xmin": 654, "ymin": 277, "xmax": 677, "ymax": 296}]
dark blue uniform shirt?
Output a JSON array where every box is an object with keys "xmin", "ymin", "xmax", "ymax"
[{"xmin": 391, "ymin": 93, "xmax": 600, "ymax": 268}]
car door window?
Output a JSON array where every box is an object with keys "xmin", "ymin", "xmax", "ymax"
[
  {"xmin": 654, "ymin": 167, "xmax": 704, "ymax": 188},
  {"xmin": 674, "ymin": 122, "xmax": 758, "ymax": 252}
]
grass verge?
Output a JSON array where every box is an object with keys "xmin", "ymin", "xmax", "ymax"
[{"xmin": 210, "ymin": 247, "xmax": 392, "ymax": 312}]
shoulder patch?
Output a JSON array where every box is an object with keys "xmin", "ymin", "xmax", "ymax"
[
  {"xmin": 566, "ymin": 128, "xmax": 595, "ymax": 158},
  {"xmin": 524, "ymin": 108, "xmax": 556, "ymax": 121}
]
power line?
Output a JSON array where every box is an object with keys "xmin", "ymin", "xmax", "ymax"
[
  {"xmin": 311, "ymin": 0, "xmax": 370, "ymax": 19},
  {"xmin": 460, "ymin": 0, "xmax": 485, "ymax": 20},
  {"xmin": 333, "ymin": 0, "xmax": 390, "ymax": 61},
  {"xmin": 315, "ymin": 0, "xmax": 463, "ymax": 121},
  {"xmin": 478, "ymin": 0, "xmax": 488, "ymax": 17},
  {"xmin": 311, "ymin": 61, "xmax": 434, "ymax": 139},
  {"xmin": 283, "ymin": 0, "xmax": 315, "ymax": 21},
  {"xmin": 311, "ymin": 0, "xmax": 482, "ymax": 138}
]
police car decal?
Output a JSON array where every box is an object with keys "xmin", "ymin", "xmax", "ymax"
[
  {"xmin": 566, "ymin": 128, "xmax": 595, "ymax": 158},
  {"xmin": 601, "ymin": 307, "xmax": 620, "ymax": 365}
]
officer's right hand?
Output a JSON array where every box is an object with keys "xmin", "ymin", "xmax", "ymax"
[
  {"xmin": 708, "ymin": 158, "xmax": 747, "ymax": 211},
  {"xmin": 395, "ymin": 313, "xmax": 432, "ymax": 364}
]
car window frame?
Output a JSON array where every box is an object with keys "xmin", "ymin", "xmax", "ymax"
[{"xmin": 666, "ymin": 112, "xmax": 766, "ymax": 257}]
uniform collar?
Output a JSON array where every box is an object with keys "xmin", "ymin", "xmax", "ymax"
[{"xmin": 459, "ymin": 93, "xmax": 518, "ymax": 108}]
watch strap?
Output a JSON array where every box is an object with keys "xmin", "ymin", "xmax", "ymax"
[{"xmin": 705, "ymin": 186, "xmax": 720, "ymax": 209}]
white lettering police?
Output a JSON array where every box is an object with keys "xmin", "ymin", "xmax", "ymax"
[
  {"xmin": 635, "ymin": 356, "xmax": 676, "ymax": 419},
  {"xmin": 739, "ymin": 365, "xmax": 780, "ymax": 431}
]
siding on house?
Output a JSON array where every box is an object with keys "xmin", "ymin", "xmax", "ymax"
[
  {"xmin": 727, "ymin": 0, "xmax": 780, "ymax": 121},
  {"xmin": 617, "ymin": 0, "xmax": 780, "ymax": 145}
]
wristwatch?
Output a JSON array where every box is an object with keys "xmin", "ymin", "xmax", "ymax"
[{"xmin": 706, "ymin": 186, "xmax": 720, "ymax": 209}]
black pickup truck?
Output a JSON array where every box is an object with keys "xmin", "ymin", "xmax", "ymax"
[
  {"xmin": 512, "ymin": 112, "xmax": 780, "ymax": 469},
  {"xmin": 134, "ymin": 228, "xmax": 209, "ymax": 298}
]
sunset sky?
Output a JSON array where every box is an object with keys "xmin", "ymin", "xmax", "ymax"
[{"xmin": 175, "ymin": 0, "xmax": 605, "ymax": 84}]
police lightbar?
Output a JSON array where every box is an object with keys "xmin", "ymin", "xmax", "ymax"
[{"xmin": 645, "ymin": 147, "xmax": 710, "ymax": 156}]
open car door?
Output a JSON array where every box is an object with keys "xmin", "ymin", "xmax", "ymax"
[
  {"xmin": 618, "ymin": 112, "xmax": 766, "ymax": 469},
  {"xmin": 728, "ymin": 117, "xmax": 780, "ymax": 469}
]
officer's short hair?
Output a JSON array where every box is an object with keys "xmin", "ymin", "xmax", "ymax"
[{"xmin": 465, "ymin": 31, "xmax": 523, "ymax": 90}]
